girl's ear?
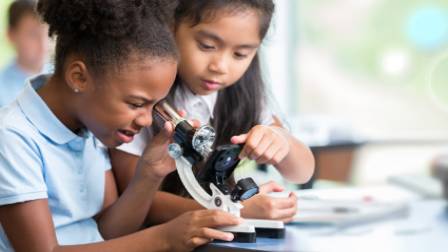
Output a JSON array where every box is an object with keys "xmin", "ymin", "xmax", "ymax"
[{"xmin": 64, "ymin": 60, "xmax": 91, "ymax": 94}]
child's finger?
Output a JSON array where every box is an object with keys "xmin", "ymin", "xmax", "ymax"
[
  {"xmin": 177, "ymin": 109, "xmax": 187, "ymax": 117},
  {"xmin": 198, "ymin": 210, "xmax": 242, "ymax": 228},
  {"xmin": 259, "ymin": 181, "xmax": 284, "ymax": 194},
  {"xmin": 231, "ymin": 134, "xmax": 248, "ymax": 159},
  {"xmin": 162, "ymin": 121, "xmax": 174, "ymax": 137},
  {"xmin": 152, "ymin": 122, "xmax": 174, "ymax": 144},
  {"xmin": 241, "ymin": 131, "xmax": 264, "ymax": 160},
  {"xmin": 279, "ymin": 216, "xmax": 295, "ymax": 223},
  {"xmin": 289, "ymin": 191, "xmax": 297, "ymax": 199},
  {"xmin": 188, "ymin": 119, "xmax": 201, "ymax": 128},
  {"xmin": 257, "ymin": 143, "xmax": 281, "ymax": 164},
  {"xmin": 272, "ymin": 207, "xmax": 297, "ymax": 220},
  {"xmin": 251, "ymin": 135, "xmax": 273, "ymax": 161},
  {"xmin": 231, "ymin": 134, "xmax": 248, "ymax": 144},
  {"xmin": 270, "ymin": 196, "xmax": 297, "ymax": 209},
  {"xmin": 195, "ymin": 227, "xmax": 234, "ymax": 242}
]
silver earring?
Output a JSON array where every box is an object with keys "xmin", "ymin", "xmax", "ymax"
[{"xmin": 74, "ymin": 88, "xmax": 79, "ymax": 93}]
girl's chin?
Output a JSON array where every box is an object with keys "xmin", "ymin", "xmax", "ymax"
[
  {"xmin": 194, "ymin": 86, "xmax": 219, "ymax": 95},
  {"xmin": 95, "ymin": 136, "xmax": 119, "ymax": 148}
]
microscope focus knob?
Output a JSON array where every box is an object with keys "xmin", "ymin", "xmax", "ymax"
[
  {"xmin": 168, "ymin": 143, "xmax": 183, "ymax": 159},
  {"xmin": 231, "ymin": 178, "xmax": 259, "ymax": 202}
]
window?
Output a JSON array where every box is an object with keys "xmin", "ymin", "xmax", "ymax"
[{"xmin": 263, "ymin": 0, "xmax": 448, "ymax": 185}]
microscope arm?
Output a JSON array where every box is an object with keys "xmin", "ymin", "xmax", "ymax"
[{"xmin": 174, "ymin": 156, "xmax": 243, "ymax": 216}]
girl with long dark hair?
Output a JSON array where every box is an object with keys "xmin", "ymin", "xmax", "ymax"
[{"xmin": 111, "ymin": 0, "xmax": 315, "ymax": 224}]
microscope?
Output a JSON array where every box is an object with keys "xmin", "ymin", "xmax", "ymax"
[{"xmin": 154, "ymin": 100, "xmax": 285, "ymax": 243}]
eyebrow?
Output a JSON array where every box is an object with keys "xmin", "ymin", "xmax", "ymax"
[
  {"xmin": 129, "ymin": 95, "xmax": 156, "ymax": 104},
  {"xmin": 196, "ymin": 30, "xmax": 259, "ymax": 49}
]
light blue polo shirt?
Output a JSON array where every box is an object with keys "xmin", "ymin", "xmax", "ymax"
[{"xmin": 0, "ymin": 75, "xmax": 111, "ymax": 250}]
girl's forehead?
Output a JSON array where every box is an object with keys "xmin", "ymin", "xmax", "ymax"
[
  {"xmin": 188, "ymin": 10, "xmax": 262, "ymax": 44},
  {"xmin": 199, "ymin": 7, "xmax": 261, "ymax": 26}
]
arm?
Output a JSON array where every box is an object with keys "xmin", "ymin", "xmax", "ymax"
[
  {"xmin": 0, "ymin": 199, "xmax": 169, "ymax": 252},
  {"xmin": 147, "ymin": 191, "xmax": 203, "ymax": 225},
  {"xmin": 271, "ymin": 116, "xmax": 314, "ymax": 183},
  {"xmin": 95, "ymin": 169, "xmax": 164, "ymax": 239},
  {"xmin": 100, "ymin": 123, "xmax": 179, "ymax": 238},
  {"xmin": 0, "ymin": 198, "xmax": 238, "ymax": 252},
  {"xmin": 109, "ymin": 148, "xmax": 140, "ymax": 195},
  {"xmin": 110, "ymin": 148, "xmax": 203, "ymax": 225}
]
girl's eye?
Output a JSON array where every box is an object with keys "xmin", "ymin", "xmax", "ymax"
[
  {"xmin": 128, "ymin": 103, "xmax": 144, "ymax": 109},
  {"xmin": 234, "ymin": 52, "xmax": 248, "ymax": 59},
  {"xmin": 198, "ymin": 42, "xmax": 215, "ymax": 50}
]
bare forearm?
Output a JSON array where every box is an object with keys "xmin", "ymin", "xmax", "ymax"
[
  {"xmin": 146, "ymin": 191, "xmax": 203, "ymax": 225},
  {"xmin": 98, "ymin": 168, "xmax": 163, "ymax": 239},
  {"xmin": 0, "ymin": 200, "xmax": 170, "ymax": 252},
  {"xmin": 276, "ymin": 134, "xmax": 315, "ymax": 184},
  {"xmin": 268, "ymin": 119, "xmax": 315, "ymax": 184},
  {"xmin": 52, "ymin": 226, "xmax": 168, "ymax": 252}
]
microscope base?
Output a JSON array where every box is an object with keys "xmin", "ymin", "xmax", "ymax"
[
  {"xmin": 254, "ymin": 227, "xmax": 285, "ymax": 238},
  {"xmin": 245, "ymin": 219, "xmax": 286, "ymax": 238},
  {"xmin": 218, "ymin": 223, "xmax": 256, "ymax": 243}
]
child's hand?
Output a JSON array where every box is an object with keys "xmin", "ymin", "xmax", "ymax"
[
  {"xmin": 138, "ymin": 110, "xmax": 201, "ymax": 179},
  {"xmin": 139, "ymin": 121, "xmax": 176, "ymax": 179},
  {"xmin": 231, "ymin": 125, "xmax": 290, "ymax": 165},
  {"xmin": 158, "ymin": 209, "xmax": 241, "ymax": 251},
  {"xmin": 241, "ymin": 181, "xmax": 298, "ymax": 223}
]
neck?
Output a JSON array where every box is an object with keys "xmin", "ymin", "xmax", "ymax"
[{"xmin": 37, "ymin": 75, "xmax": 84, "ymax": 133}]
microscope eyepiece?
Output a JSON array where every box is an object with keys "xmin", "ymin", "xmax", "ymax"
[{"xmin": 154, "ymin": 100, "xmax": 215, "ymax": 164}]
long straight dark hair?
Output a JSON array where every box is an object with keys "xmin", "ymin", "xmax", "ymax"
[{"xmin": 161, "ymin": 0, "xmax": 275, "ymax": 197}]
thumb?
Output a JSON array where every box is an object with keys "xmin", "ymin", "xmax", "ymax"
[
  {"xmin": 188, "ymin": 119, "xmax": 201, "ymax": 128},
  {"xmin": 177, "ymin": 109, "xmax": 187, "ymax": 118},
  {"xmin": 259, "ymin": 181, "xmax": 284, "ymax": 194},
  {"xmin": 289, "ymin": 192, "xmax": 297, "ymax": 199},
  {"xmin": 153, "ymin": 121, "xmax": 174, "ymax": 144},
  {"xmin": 231, "ymin": 134, "xmax": 248, "ymax": 144}
]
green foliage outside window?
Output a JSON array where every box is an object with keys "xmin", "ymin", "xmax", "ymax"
[{"xmin": 0, "ymin": 0, "xmax": 14, "ymax": 68}]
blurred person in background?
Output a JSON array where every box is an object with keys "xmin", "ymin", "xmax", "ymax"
[{"xmin": 0, "ymin": 0, "xmax": 50, "ymax": 107}]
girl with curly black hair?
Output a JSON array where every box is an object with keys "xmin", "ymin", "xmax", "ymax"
[{"xmin": 0, "ymin": 0, "xmax": 240, "ymax": 251}]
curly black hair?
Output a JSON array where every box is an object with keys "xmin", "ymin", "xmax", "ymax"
[{"xmin": 37, "ymin": 0, "xmax": 178, "ymax": 77}]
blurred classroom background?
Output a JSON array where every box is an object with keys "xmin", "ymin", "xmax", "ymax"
[
  {"xmin": 1, "ymin": 0, "xmax": 448, "ymax": 194},
  {"xmin": 254, "ymin": 0, "xmax": 448, "ymax": 194}
]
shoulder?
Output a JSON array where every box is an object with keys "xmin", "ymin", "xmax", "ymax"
[
  {"xmin": 0, "ymin": 104, "xmax": 41, "ymax": 153},
  {"xmin": 0, "ymin": 103, "xmax": 39, "ymax": 136}
]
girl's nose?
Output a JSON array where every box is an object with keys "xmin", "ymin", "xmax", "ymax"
[
  {"xmin": 135, "ymin": 110, "xmax": 153, "ymax": 128},
  {"xmin": 208, "ymin": 54, "xmax": 229, "ymax": 74}
]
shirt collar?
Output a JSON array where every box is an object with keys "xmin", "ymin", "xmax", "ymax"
[
  {"xmin": 177, "ymin": 84, "xmax": 217, "ymax": 119},
  {"xmin": 17, "ymin": 74, "xmax": 84, "ymax": 145}
]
